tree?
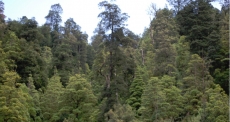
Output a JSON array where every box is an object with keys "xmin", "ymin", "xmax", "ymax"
[
  {"xmin": 27, "ymin": 74, "xmax": 42, "ymax": 122},
  {"xmin": 41, "ymin": 46, "xmax": 53, "ymax": 78},
  {"xmin": 139, "ymin": 77, "xmax": 166, "ymax": 121},
  {"xmin": 182, "ymin": 88, "xmax": 202, "ymax": 121},
  {"xmin": 183, "ymin": 54, "xmax": 213, "ymax": 92},
  {"xmin": 182, "ymin": 54, "xmax": 213, "ymax": 121},
  {"xmin": 176, "ymin": 0, "xmax": 221, "ymax": 59},
  {"xmin": 3, "ymin": 20, "xmax": 48, "ymax": 89},
  {"xmin": 0, "ymin": 0, "xmax": 5, "ymax": 23},
  {"xmin": 94, "ymin": 1, "xmax": 132, "ymax": 118},
  {"xmin": 58, "ymin": 74, "xmax": 98, "ymax": 122},
  {"xmin": 40, "ymin": 70, "xmax": 64, "ymax": 121},
  {"xmin": 64, "ymin": 18, "xmax": 81, "ymax": 36},
  {"xmin": 126, "ymin": 66, "xmax": 144, "ymax": 116},
  {"xmin": 19, "ymin": 16, "xmax": 39, "ymax": 42},
  {"xmin": 150, "ymin": 8, "xmax": 179, "ymax": 77},
  {"xmin": 167, "ymin": 0, "xmax": 189, "ymax": 14},
  {"xmin": 175, "ymin": 36, "xmax": 190, "ymax": 81},
  {"xmin": 0, "ymin": 41, "xmax": 8, "ymax": 82},
  {"xmin": 98, "ymin": 1, "xmax": 129, "ymax": 36},
  {"xmin": 104, "ymin": 103, "xmax": 137, "ymax": 122},
  {"xmin": 45, "ymin": 3, "xmax": 63, "ymax": 32},
  {"xmin": 161, "ymin": 75, "xmax": 184, "ymax": 121},
  {"xmin": 212, "ymin": 2, "xmax": 229, "ymax": 94},
  {"xmin": 97, "ymin": 0, "xmax": 130, "ymax": 88},
  {"xmin": 0, "ymin": 71, "xmax": 31, "ymax": 122},
  {"xmin": 204, "ymin": 84, "xmax": 229, "ymax": 122},
  {"xmin": 86, "ymin": 44, "xmax": 95, "ymax": 70}
]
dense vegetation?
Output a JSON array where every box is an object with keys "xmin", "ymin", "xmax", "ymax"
[{"xmin": 0, "ymin": 0, "xmax": 229, "ymax": 121}]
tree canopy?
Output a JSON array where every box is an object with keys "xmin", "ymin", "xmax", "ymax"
[{"xmin": 0, "ymin": 0, "xmax": 228, "ymax": 122}]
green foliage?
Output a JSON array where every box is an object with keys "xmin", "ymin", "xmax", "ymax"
[
  {"xmin": 93, "ymin": 1, "xmax": 138, "ymax": 120},
  {"xmin": 0, "ymin": 41, "xmax": 8, "ymax": 82},
  {"xmin": 27, "ymin": 74, "xmax": 42, "ymax": 122},
  {"xmin": 0, "ymin": 71, "xmax": 31, "ymax": 122},
  {"xmin": 126, "ymin": 66, "xmax": 145, "ymax": 116},
  {"xmin": 203, "ymin": 84, "xmax": 229, "ymax": 122},
  {"xmin": 140, "ymin": 76, "xmax": 185, "ymax": 121},
  {"xmin": 182, "ymin": 88, "xmax": 202, "ymax": 121},
  {"xmin": 0, "ymin": 1, "xmax": 229, "ymax": 122},
  {"xmin": 3, "ymin": 28, "xmax": 48, "ymax": 89},
  {"xmin": 177, "ymin": 0, "xmax": 221, "ymax": 58},
  {"xmin": 183, "ymin": 54, "xmax": 213, "ymax": 92},
  {"xmin": 104, "ymin": 103, "xmax": 137, "ymax": 122},
  {"xmin": 161, "ymin": 75, "xmax": 184, "ymax": 120},
  {"xmin": 58, "ymin": 74, "xmax": 98, "ymax": 122},
  {"xmin": 139, "ymin": 77, "xmax": 166, "ymax": 121},
  {"xmin": 150, "ymin": 8, "xmax": 179, "ymax": 77},
  {"xmin": 175, "ymin": 36, "xmax": 190, "ymax": 80},
  {"xmin": 40, "ymin": 72, "xmax": 64, "ymax": 121}
]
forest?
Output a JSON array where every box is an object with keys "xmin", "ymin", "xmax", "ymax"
[{"xmin": 0, "ymin": 0, "xmax": 229, "ymax": 121}]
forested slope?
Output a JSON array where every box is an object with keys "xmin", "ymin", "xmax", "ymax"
[{"xmin": 0, "ymin": 0, "xmax": 229, "ymax": 122}]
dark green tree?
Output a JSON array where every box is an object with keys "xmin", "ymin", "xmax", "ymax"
[
  {"xmin": 176, "ymin": 0, "xmax": 221, "ymax": 59},
  {"xmin": 94, "ymin": 0, "xmax": 131, "ymax": 117},
  {"xmin": 212, "ymin": 2, "xmax": 229, "ymax": 94},
  {"xmin": 45, "ymin": 3, "xmax": 63, "ymax": 32},
  {"xmin": 126, "ymin": 66, "xmax": 144, "ymax": 116}
]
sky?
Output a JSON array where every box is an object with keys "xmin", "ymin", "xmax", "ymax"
[{"xmin": 2, "ymin": 0, "xmax": 221, "ymax": 43}]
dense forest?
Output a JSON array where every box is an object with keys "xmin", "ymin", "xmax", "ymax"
[{"xmin": 0, "ymin": 0, "xmax": 229, "ymax": 121}]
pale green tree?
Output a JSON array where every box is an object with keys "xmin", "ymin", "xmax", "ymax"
[
  {"xmin": 0, "ymin": 71, "xmax": 31, "ymax": 122},
  {"xmin": 40, "ymin": 70, "xmax": 64, "ymax": 121}
]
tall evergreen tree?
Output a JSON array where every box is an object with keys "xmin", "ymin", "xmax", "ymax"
[
  {"xmin": 40, "ymin": 70, "xmax": 64, "ymax": 121},
  {"xmin": 150, "ymin": 8, "xmax": 179, "ymax": 77},
  {"xmin": 93, "ymin": 1, "xmax": 132, "ymax": 119},
  {"xmin": 176, "ymin": 0, "xmax": 221, "ymax": 59},
  {"xmin": 212, "ymin": 2, "xmax": 229, "ymax": 94},
  {"xmin": 45, "ymin": 3, "xmax": 63, "ymax": 32}
]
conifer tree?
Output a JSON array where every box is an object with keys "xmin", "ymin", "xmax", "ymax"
[
  {"xmin": 161, "ymin": 75, "xmax": 184, "ymax": 121},
  {"xmin": 150, "ymin": 8, "xmax": 179, "ymax": 77},
  {"xmin": 139, "ymin": 77, "xmax": 166, "ymax": 121},
  {"xmin": 204, "ymin": 84, "xmax": 229, "ymax": 122},
  {"xmin": 40, "ymin": 69, "xmax": 64, "ymax": 121},
  {"xmin": 126, "ymin": 66, "xmax": 144, "ymax": 116},
  {"xmin": 183, "ymin": 54, "xmax": 213, "ymax": 92},
  {"xmin": 27, "ymin": 74, "xmax": 42, "ymax": 122},
  {"xmin": 176, "ymin": 0, "xmax": 221, "ymax": 59},
  {"xmin": 93, "ymin": 1, "xmax": 135, "ymax": 119},
  {"xmin": 45, "ymin": 3, "xmax": 63, "ymax": 32}
]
